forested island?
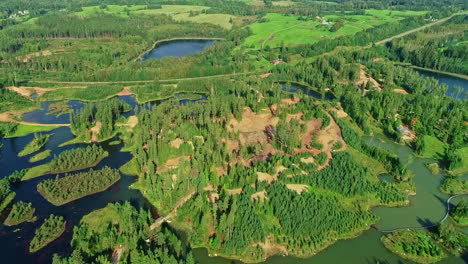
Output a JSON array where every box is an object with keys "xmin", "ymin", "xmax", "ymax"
[
  {"xmin": 0, "ymin": 0, "xmax": 466, "ymax": 263},
  {"xmin": 37, "ymin": 167, "xmax": 121, "ymax": 206},
  {"xmin": 29, "ymin": 214, "xmax": 66, "ymax": 253}
]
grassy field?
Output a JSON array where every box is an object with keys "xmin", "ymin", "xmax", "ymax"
[
  {"xmin": 29, "ymin": 150, "xmax": 51, "ymax": 163},
  {"xmin": 418, "ymin": 135, "xmax": 447, "ymax": 159},
  {"xmin": 450, "ymin": 147, "xmax": 468, "ymax": 176},
  {"xmin": 243, "ymin": 10, "xmax": 427, "ymax": 48},
  {"xmin": 132, "ymin": 5, "xmax": 235, "ymax": 29},
  {"xmin": 39, "ymin": 86, "xmax": 122, "ymax": 102},
  {"xmin": 2, "ymin": 124, "xmax": 59, "ymax": 138},
  {"xmin": 75, "ymin": 5, "xmax": 147, "ymax": 17}
]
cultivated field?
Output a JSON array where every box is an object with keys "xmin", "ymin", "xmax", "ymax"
[{"xmin": 243, "ymin": 10, "xmax": 427, "ymax": 48}]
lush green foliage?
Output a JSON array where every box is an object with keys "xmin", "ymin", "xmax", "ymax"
[
  {"xmin": 22, "ymin": 145, "xmax": 109, "ymax": 180},
  {"xmin": 18, "ymin": 133, "xmax": 50, "ymax": 157},
  {"xmin": 29, "ymin": 149, "xmax": 51, "ymax": 163},
  {"xmin": 38, "ymin": 167, "xmax": 121, "ymax": 206},
  {"xmin": 29, "ymin": 214, "xmax": 66, "ymax": 253},
  {"xmin": 53, "ymin": 202, "xmax": 196, "ymax": 264},
  {"xmin": 440, "ymin": 176, "xmax": 468, "ymax": 195},
  {"xmin": 4, "ymin": 201, "xmax": 35, "ymax": 226},
  {"xmin": 381, "ymin": 15, "xmax": 468, "ymax": 74},
  {"xmin": 70, "ymin": 98, "xmax": 130, "ymax": 141},
  {"xmin": 450, "ymin": 199, "xmax": 468, "ymax": 226},
  {"xmin": 381, "ymin": 230, "xmax": 446, "ymax": 263}
]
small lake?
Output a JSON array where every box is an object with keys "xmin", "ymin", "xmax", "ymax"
[
  {"xmin": 416, "ymin": 69, "xmax": 468, "ymax": 100},
  {"xmin": 139, "ymin": 39, "xmax": 219, "ymax": 61}
]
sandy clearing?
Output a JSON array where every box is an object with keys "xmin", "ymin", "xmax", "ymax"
[
  {"xmin": 286, "ymin": 184, "xmax": 309, "ymax": 194},
  {"xmin": 330, "ymin": 107, "xmax": 348, "ymax": 118},
  {"xmin": 251, "ymin": 190, "xmax": 268, "ymax": 202},
  {"xmin": 300, "ymin": 156, "xmax": 315, "ymax": 164},
  {"xmin": 393, "ymin": 89, "xmax": 409, "ymax": 95},
  {"xmin": 117, "ymin": 86, "xmax": 133, "ymax": 96},
  {"xmin": 90, "ymin": 121, "xmax": 102, "ymax": 142},
  {"xmin": 227, "ymin": 188, "xmax": 243, "ymax": 195},
  {"xmin": 170, "ymin": 138, "xmax": 184, "ymax": 149},
  {"xmin": 355, "ymin": 64, "xmax": 382, "ymax": 92}
]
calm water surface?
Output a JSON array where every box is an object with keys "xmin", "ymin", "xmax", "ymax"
[{"xmin": 139, "ymin": 39, "xmax": 218, "ymax": 61}]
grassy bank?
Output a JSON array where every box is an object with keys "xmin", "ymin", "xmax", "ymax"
[{"xmin": 29, "ymin": 150, "xmax": 51, "ymax": 163}]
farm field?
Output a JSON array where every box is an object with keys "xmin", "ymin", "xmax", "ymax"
[
  {"xmin": 243, "ymin": 10, "xmax": 427, "ymax": 48},
  {"xmin": 132, "ymin": 5, "xmax": 235, "ymax": 29},
  {"xmin": 75, "ymin": 5, "xmax": 147, "ymax": 17}
]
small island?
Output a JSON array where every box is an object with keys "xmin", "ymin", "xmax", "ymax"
[
  {"xmin": 4, "ymin": 201, "xmax": 36, "ymax": 226},
  {"xmin": 29, "ymin": 150, "xmax": 51, "ymax": 163},
  {"xmin": 450, "ymin": 199, "xmax": 467, "ymax": 226},
  {"xmin": 29, "ymin": 214, "xmax": 66, "ymax": 253},
  {"xmin": 37, "ymin": 166, "xmax": 121, "ymax": 206},
  {"xmin": 18, "ymin": 133, "xmax": 51, "ymax": 157},
  {"xmin": 22, "ymin": 145, "xmax": 109, "ymax": 180},
  {"xmin": 381, "ymin": 230, "xmax": 446, "ymax": 264}
]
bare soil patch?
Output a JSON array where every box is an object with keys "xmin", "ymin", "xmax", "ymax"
[
  {"xmin": 227, "ymin": 188, "xmax": 243, "ymax": 196},
  {"xmin": 170, "ymin": 138, "xmax": 184, "ymax": 149},
  {"xmin": 355, "ymin": 64, "xmax": 382, "ymax": 92},
  {"xmin": 258, "ymin": 235, "xmax": 288, "ymax": 257},
  {"xmin": 117, "ymin": 86, "xmax": 133, "ymax": 96},
  {"xmin": 286, "ymin": 184, "xmax": 309, "ymax": 194},
  {"xmin": 251, "ymin": 190, "xmax": 268, "ymax": 202},
  {"xmin": 393, "ymin": 89, "xmax": 409, "ymax": 95},
  {"xmin": 330, "ymin": 107, "xmax": 348, "ymax": 118},
  {"xmin": 90, "ymin": 121, "xmax": 102, "ymax": 142}
]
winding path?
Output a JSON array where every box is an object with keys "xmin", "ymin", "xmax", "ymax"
[{"xmin": 379, "ymin": 193, "xmax": 467, "ymax": 233}]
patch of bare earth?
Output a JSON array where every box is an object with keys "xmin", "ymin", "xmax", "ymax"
[
  {"xmin": 117, "ymin": 86, "xmax": 133, "ymax": 96},
  {"xmin": 355, "ymin": 64, "xmax": 382, "ymax": 92},
  {"xmin": 227, "ymin": 188, "xmax": 243, "ymax": 195},
  {"xmin": 158, "ymin": 155, "xmax": 190, "ymax": 174},
  {"xmin": 90, "ymin": 121, "xmax": 102, "ymax": 142},
  {"xmin": 170, "ymin": 138, "xmax": 184, "ymax": 149},
  {"xmin": 227, "ymin": 108, "xmax": 280, "ymax": 165},
  {"xmin": 393, "ymin": 89, "xmax": 409, "ymax": 95},
  {"xmin": 300, "ymin": 156, "xmax": 315, "ymax": 164},
  {"xmin": 330, "ymin": 107, "xmax": 348, "ymax": 118},
  {"xmin": 251, "ymin": 235, "xmax": 288, "ymax": 257},
  {"xmin": 286, "ymin": 184, "xmax": 309, "ymax": 194},
  {"xmin": 251, "ymin": 190, "xmax": 268, "ymax": 202}
]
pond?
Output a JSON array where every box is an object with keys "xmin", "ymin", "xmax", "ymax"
[
  {"xmin": 139, "ymin": 39, "xmax": 219, "ymax": 61},
  {"xmin": 416, "ymin": 69, "xmax": 468, "ymax": 100}
]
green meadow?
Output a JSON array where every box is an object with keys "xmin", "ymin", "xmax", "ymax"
[
  {"xmin": 243, "ymin": 10, "xmax": 427, "ymax": 48},
  {"xmin": 75, "ymin": 5, "xmax": 147, "ymax": 17},
  {"xmin": 133, "ymin": 5, "xmax": 235, "ymax": 29}
]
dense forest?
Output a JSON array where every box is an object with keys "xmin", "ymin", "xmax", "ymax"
[
  {"xmin": 0, "ymin": 0, "xmax": 466, "ymax": 263},
  {"xmin": 381, "ymin": 230, "xmax": 446, "ymax": 263},
  {"xmin": 53, "ymin": 202, "xmax": 196, "ymax": 264}
]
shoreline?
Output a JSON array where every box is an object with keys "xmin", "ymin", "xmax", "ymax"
[{"xmin": 133, "ymin": 37, "xmax": 226, "ymax": 62}]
